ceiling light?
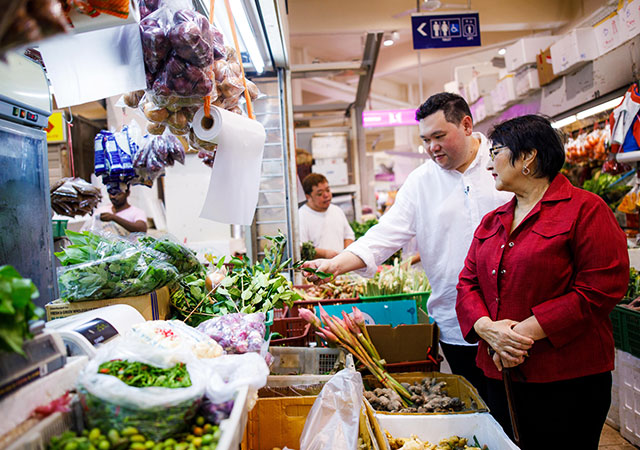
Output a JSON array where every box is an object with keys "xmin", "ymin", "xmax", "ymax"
[
  {"xmin": 391, "ymin": 31, "xmax": 400, "ymax": 41},
  {"xmin": 498, "ymin": 48, "xmax": 506, "ymax": 56},
  {"xmin": 576, "ymin": 96, "xmax": 623, "ymax": 120},
  {"xmin": 383, "ymin": 39, "xmax": 395, "ymax": 47},
  {"xmin": 551, "ymin": 115, "xmax": 577, "ymax": 129},
  {"xmin": 418, "ymin": 145, "xmax": 425, "ymax": 153}
]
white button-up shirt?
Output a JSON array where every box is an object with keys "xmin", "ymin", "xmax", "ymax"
[{"xmin": 347, "ymin": 132, "xmax": 512, "ymax": 345}]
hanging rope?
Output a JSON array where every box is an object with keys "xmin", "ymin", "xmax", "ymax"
[
  {"xmin": 223, "ymin": 0, "xmax": 254, "ymax": 120},
  {"xmin": 203, "ymin": 0, "xmax": 215, "ymax": 118},
  {"xmin": 66, "ymin": 107, "xmax": 75, "ymax": 178}
]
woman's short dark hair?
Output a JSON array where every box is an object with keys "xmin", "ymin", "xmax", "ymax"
[
  {"xmin": 488, "ymin": 115, "xmax": 565, "ymax": 180},
  {"xmin": 415, "ymin": 92, "xmax": 472, "ymax": 124}
]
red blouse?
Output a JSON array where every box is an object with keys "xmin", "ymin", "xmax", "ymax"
[{"xmin": 456, "ymin": 174, "xmax": 629, "ymax": 382}]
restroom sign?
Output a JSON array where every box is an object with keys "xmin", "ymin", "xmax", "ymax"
[{"xmin": 412, "ymin": 12, "xmax": 481, "ymax": 49}]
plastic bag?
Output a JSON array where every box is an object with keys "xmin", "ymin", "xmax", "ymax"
[
  {"xmin": 299, "ymin": 369, "xmax": 364, "ymax": 450},
  {"xmin": 203, "ymin": 352, "xmax": 269, "ymax": 404},
  {"xmin": 197, "ymin": 312, "xmax": 266, "ymax": 354},
  {"xmin": 57, "ymin": 247, "xmax": 178, "ymax": 301},
  {"xmin": 50, "ymin": 178, "xmax": 102, "ymax": 217},
  {"xmin": 153, "ymin": 53, "xmax": 213, "ymax": 98},
  {"xmin": 169, "ymin": 9, "xmax": 217, "ymax": 67},
  {"xmin": 138, "ymin": 235, "xmax": 203, "ymax": 275},
  {"xmin": 127, "ymin": 320, "xmax": 224, "ymax": 361},
  {"xmin": 140, "ymin": 7, "xmax": 172, "ymax": 74},
  {"xmin": 77, "ymin": 336, "xmax": 206, "ymax": 441}
]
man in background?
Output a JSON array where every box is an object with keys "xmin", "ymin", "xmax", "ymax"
[
  {"xmin": 96, "ymin": 183, "xmax": 148, "ymax": 233},
  {"xmin": 299, "ymin": 173, "xmax": 354, "ymax": 258}
]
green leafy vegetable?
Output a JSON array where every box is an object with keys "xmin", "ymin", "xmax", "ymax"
[
  {"xmin": 58, "ymin": 249, "xmax": 178, "ymax": 302},
  {"xmin": 301, "ymin": 241, "xmax": 317, "ymax": 261},
  {"xmin": 350, "ymin": 219, "xmax": 402, "ymax": 265},
  {"xmin": 0, "ymin": 265, "xmax": 43, "ymax": 355},
  {"xmin": 98, "ymin": 360, "xmax": 192, "ymax": 388},
  {"xmin": 55, "ymin": 230, "xmax": 135, "ymax": 266},
  {"xmin": 138, "ymin": 236, "xmax": 204, "ymax": 276},
  {"xmin": 363, "ymin": 259, "xmax": 430, "ymax": 297}
]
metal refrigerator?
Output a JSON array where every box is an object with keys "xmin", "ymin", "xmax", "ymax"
[{"xmin": 0, "ymin": 51, "xmax": 55, "ymax": 308}]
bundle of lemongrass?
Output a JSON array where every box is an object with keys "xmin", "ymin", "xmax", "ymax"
[{"xmin": 299, "ymin": 305, "xmax": 413, "ymax": 407}]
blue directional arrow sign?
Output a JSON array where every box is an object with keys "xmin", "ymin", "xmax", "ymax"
[{"xmin": 412, "ymin": 12, "xmax": 481, "ymax": 49}]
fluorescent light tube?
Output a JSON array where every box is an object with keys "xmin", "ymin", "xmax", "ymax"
[
  {"xmin": 228, "ymin": 1, "xmax": 265, "ymax": 74},
  {"xmin": 575, "ymin": 96, "xmax": 623, "ymax": 120},
  {"xmin": 551, "ymin": 115, "xmax": 577, "ymax": 129}
]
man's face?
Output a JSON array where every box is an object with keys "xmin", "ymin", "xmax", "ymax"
[
  {"xmin": 306, "ymin": 181, "xmax": 332, "ymax": 212},
  {"xmin": 418, "ymin": 110, "xmax": 473, "ymax": 172},
  {"xmin": 109, "ymin": 190, "xmax": 128, "ymax": 208}
]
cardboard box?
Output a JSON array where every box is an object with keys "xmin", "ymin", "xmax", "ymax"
[
  {"xmin": 492, "ymin": 75, "xmax": 517, "ymax": 110},
  {"xmin": 473, "ymin": 96, "xmax": 495, "ymax": 123},
  {"xmin": 550, "ymin": 28, "xmax": 599, "ymax": 76},
  {"xmin": 467, "ymin": 73, "xmax": 499, "ymax": 104},
  {"xmin": 515, "ymin": 66, "xmax": 540, "ymax": 97},
  {"xmin": 377, "ymin": 411, "xmax": 518, "ymax": 449},
  {"xmin": 621, "ymin": 0, "xmax": 640, "ymax": 41},
  {"xmin": 242, "ymin": 394, "xmax": 317, "ymax": 450},
  {"xmin": 316, "ymin": 299, "xmax": 417, "ymax": 327},
  {"xmin": 536, "ymin": 46, "xmax": 557, "ymax": 86},
  {"xmin": 366, "ymin": 306, "xmax": 438, "ymax": 364},
  {"xmin": 443, "ymin": 80, "xmax": 462, "ymax": 96},
  {"xmin": 594, "ymin": 13, "xmax": 624, "ymax": 56},
  {"xmin": 364, "ymin": 372, "xmax": 488, "ymax": 415},
  {"xmin": 505, "ymin": 36, "xmax": 557, "ymax": 72},
  {"xmin": 312, "ymin": 158, "xmax": 348, "ymax": 186},
  {"xmin": 310, "ymin": 133, "xmax": 348, "ymax": 159},
  {"xmin": 45, "ymin": 286, "xmax": 170, "ymax": 321},
  {"xmin": 453, "ymin": 62, "xmax": 495, "ymax": 86}
]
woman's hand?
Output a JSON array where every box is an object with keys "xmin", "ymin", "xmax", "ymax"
[
  {"xmin": 492, "ymin": 351, "xmax": 526, "ymax": 371},
  {"xmin": 474, "ymin": 317, "xmax": 533, "ymax": 365}
]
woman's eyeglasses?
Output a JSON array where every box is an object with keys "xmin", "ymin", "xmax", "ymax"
[{"xmin": 489, "ymin": 145, "xmax": 508, "ymax": 161}]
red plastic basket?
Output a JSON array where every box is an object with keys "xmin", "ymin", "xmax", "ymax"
[{"xmin": 270, "ymin": 317, "xmax": 315, "ymax": 346}]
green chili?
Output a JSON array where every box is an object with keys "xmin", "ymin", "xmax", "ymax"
[{"xmin": 97, "ymin": 360, "xmax": 192, "ymax": 388}]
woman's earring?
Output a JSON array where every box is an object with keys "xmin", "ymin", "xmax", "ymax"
[{"xmin": 522, "ymin": 165, "xmax": 530, "ymax": 176}]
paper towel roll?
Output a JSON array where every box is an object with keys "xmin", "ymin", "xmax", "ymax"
[
  {"xmin": 192, "ymin": 106, "xmax": 224, "ymax": 143},
  {"xmin": 196, "ymin": 105, "xmax": 267, "ymax": 225}
]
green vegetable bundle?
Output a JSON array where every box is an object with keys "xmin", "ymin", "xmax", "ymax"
[
  {"xmin": 0, "ymin": 265, "xmax": 43, "ymax": 355},
  {"xmin": 138, "ymin": 236, "xmax": 204, "ymax": 276},
  {"xmin": 363, "ymin": 259, "xmax": 430, "ymax": 297},
  {"xmin": 349, "ymin": 219, "xmax": 402, "ymax": 264},
  {"xmin": 55, "ymin": 230, "xmax": 135, "ymax": 266},
  {"xmin": 58, "ymin": 249, "xmax": 178, "ymax": 302},
  {"xmin": 98, "ymin": 360, "xmax": 192, "ymax": 388},
  {"xmin": 170, "ymin": 233, "xmax": 302, "ymax": 325}
]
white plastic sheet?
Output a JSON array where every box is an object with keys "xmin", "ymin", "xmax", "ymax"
[
  {"xmin": 299, "ymin": 368, "xmax": 363, "ymax": 450},
  {"xmin": 39, "ymin": 23, "xmax": 146, "ymax": 108}
]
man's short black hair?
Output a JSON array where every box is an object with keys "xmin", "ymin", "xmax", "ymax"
[
  {"xmin": 302, "ymin": 173, "xmax": 328, "ymax": 195},
  {"xmin": 488, "ymin": 115, "xmax": 565, "ymax": 180},
  {"xmin": 415, "ymin": 92, "xmax": 473, "ymax": 124}
]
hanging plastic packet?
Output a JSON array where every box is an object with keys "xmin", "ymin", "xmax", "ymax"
[
  {"xmin": 114, "ymin": 126, "xmax": 136, "ymax": 179},
  {"xmin": 104, "ymin": 133, "xmax": 124, "ymax": 176},
  {"xmin": 94, "ymin": 131, "xmax": 108, "ymax": 176},
  {"xmin": 619, "ymin": 184, "xmax": 639, "ymax": 214}
]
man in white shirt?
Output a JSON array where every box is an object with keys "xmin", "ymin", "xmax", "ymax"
[
  {"xmin": 303, "ymin": 93, "xmax": 512, "ymax": 397},
  {"xmin": 299, "ymin": 173, "xmax": 355, "ymax": 258}
]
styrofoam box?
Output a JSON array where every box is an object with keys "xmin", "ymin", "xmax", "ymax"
[
  {"xmin": 621, "ymin": 0, "xmax": 640, "ymax": 41},
  {"xmin": 515, "ymin": 66, "xmax": 541, "ymax": 97},
  {"xmin": 505, "ymin": 36, "xmax": 557, "ymax": 72},
  {"xmin": 310, "ymin": 133, "xmax": 348, "ymax": 159},
  {"xmin": 377, "ymin": 412, "xmax": 518, "ymax": 450},
  {"xmin": 443, "ymin": 80, "xmax": 462, "ymax": 96},
  {"xmin": 594, "ymin": 13, "xmax": 624, "ymax": 57},
  {"xmin": 490, "ymin": 85, "xmax": 503, "ymax": 111},
  {"xmin": 473, "ymin": 96, "xmax": 495, "ymax": 123},
  {"xmin": 468, "ymin": 73, "xmax": 499, "ymax": 104},
  {"xmin": 495, "ymin": 75, "xmax": 517, "ymax": 109},
  {"xmin": 550, "ymin": 28, "xmax": 599, "ymax": 76},
  {"xmin": 618, "ymin": 350, "xmax": 640, "ymax": 445},
  {"xmin": 454, "ymin": 62, "xmax": 496, "ymax": 86},
  {"xmin": 217, "ymin": 386, "xmax": 250, "ymax": 450},
  {"xmin": 312, "ymin": 158, "xmax": 348, "ymax": 186},
  {"xmin": 607, "ymin": 350, "xmax": 621, "ymax": 430}
]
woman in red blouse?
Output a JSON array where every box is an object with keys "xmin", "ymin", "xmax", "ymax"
[{"xmin": 456, "ymin": 115, "xmax": 629, "ymax": 448}]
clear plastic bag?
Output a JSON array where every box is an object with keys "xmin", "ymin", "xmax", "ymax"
[
  {"xmin": 140, "ymin": 7, "xmax": 172, "ymax": 74},
  {"xmin": 169, "ymin": 9, "xmax": 216, "ymax": 68},
  {"xmin": 138, "ymin": 235, "xmax": 203, "ymax": 275},
  {"xmin": 77, "ymin": 336, "xmax": 206, "ymax": 441},
  {"xmin": 202, "ymin": 352, "xmax": 269, "ymax": 404},
  {"xmin": 197, "ymin": 312, "xmax": 267, "ymax": 354},
  {"xmin": 57, "ymin": 247, "xmax": 178, "ymax": 301},
  {"xmin": 299, "ymin": 369, "xmax": 364, "ymax": 450}
]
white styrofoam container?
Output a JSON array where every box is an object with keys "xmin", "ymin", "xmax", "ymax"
[
  {"xmin": 618, "ymin": 350, "xmax": 640, "ymax": 445},
  {"xmin": 495, "ymin": 75, "xmax": 517, "ymax": 109},
  {"xmin": 312, "ymin": 158, "xmax": 348, "ymax": 186},
  {"xmin": 550, "ymin": 28, "xmax": 599, "ymax": 76},
  {"xmin": 515, "ymin": 66, "xmax": 541, "ymax": 97},
  {"xmin": 443, "ymin": 80, "xmax": 462, "ymax": 96},
  {"xmin": 621, "ymin": 0, "xmax": 640, "ymax": 40},
  {"xmin": 594, "ymin": 13, "xmax": 624, "ymax": 56},
  {"xmin": 377, "ymin": 412, "xmax": 518, "ymax": 450},
  {"xmin": 607, "ymin": 350, "xmax": 621, "ymax": 430},
  {"xmin": 454, "ymin": 62, "xmax": 496, "ymax": 86},
  {"xmin": 473, "ymin": 96, "xmax": 495, "ymax": 123},
  {"xmin": 217, "ymin": 385, "xmax": 250, "ymax": 450},
  {"xmin": 468, "ymin": 73, "xmax": 499, "ymax": 104},
  {"xmin": 310, "ymin": 133, "xmax": 348, "ymax": 159},
  {"xmin": 505, "ymin": 36, "xmax": 557, "ymax": 72}
]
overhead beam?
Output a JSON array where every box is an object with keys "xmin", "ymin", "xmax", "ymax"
[
  {"xmin": 292, "ymin": 61, "xmax": 363, "ymax": 79},
  {"xmin": 354, "ymin": 32, "xmax": 383, "ymax": 109},
  {"xmin": 293, "ymin": 102, "xmax": 352, "ymax": 113}
]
